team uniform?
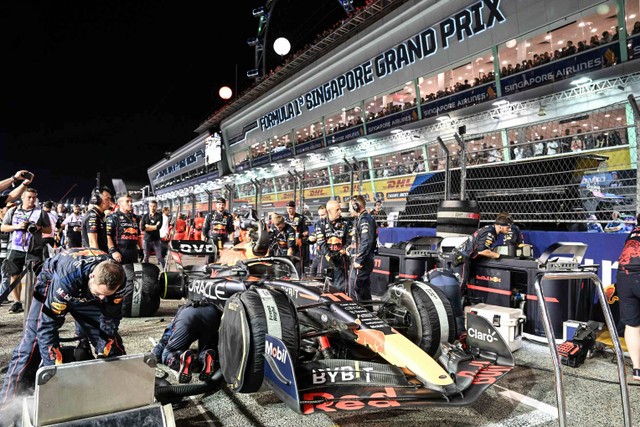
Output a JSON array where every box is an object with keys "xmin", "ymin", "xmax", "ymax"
[
  {"xmin": 458, "ymin": 225, "xmax": 499, "ymax": 288},
  {"xmin": 268, "ymin": 223, "xmax": 297, "ymax": 257},
  {"xmin": 0, "ymin": 248, "xmax": 126, "ymax": 401},
  {"xmin": 202, "ymin": 210, "xmax": 234, "ymax": 263},
  {"xmin": 315, "ymin": 216, "xmax": 352, "ymax": 291},
  {"xmin": 284, "ymin": 211, "xmax": 310, "ymax": 272},
  {"xmin": 81, "ymin": 206, "xmax": 108, "ymax": 252},
  {"xmin": 106, "ymin": 210, "xmax": 142, "ymax": 264},
  {"xmin": 152, "ymin": 301, "xmax": 220, "ymax": 382},
  {"xmin": 347, "ymin": 211, "xmax": 377, "ymax": 301}
]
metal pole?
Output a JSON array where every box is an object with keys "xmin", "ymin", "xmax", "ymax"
[
  {"xmin": 453, "ymin": 133, "xmax": 466, "ymax": 201},
  {"xmin": 436, "ymin": 137, "xmax": 450, "ymax": 200},
  {"xmin": 343, "ymin": 158, "xmax": 354, "ymax": 197},
  {"xmin": 23, "ymin": 262, "xmax": 35, "ymax": 329},
  {"xmin": 534, "ymin": 271, "xmax": 632, "ymax": 427}
]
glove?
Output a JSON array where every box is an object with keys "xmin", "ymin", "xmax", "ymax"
[{"xmin": 98, "ymin": 335, "xmax": 126, "ymax": 358}]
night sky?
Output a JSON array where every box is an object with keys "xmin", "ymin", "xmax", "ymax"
[{"xmin": 0, "ymin": 0, "xmax": 353, "ymax": 203}]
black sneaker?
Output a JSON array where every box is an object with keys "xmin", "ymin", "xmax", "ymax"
[
  {"xmin": 199, "ymin": 350, "xmax": 216, "ymax": 382},
  {"xmin": 178, "ymin": 350, "xmax": 194, "ymax": 383},
  {"xmin": 8, "ymin": 301, "xmax": 23, "ymax": 313}
]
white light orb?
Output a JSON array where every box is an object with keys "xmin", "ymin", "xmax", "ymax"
[
  {"xmin": 273, "ymin": 37, "xmax": 291, "ymax": 56},
  {"xmin": 219, "ymin": 86, "xmax": 233, "ymax": 100},
  {"xmin": 505, "ymin": 39, "xmax": 517, "ymax": 48}
]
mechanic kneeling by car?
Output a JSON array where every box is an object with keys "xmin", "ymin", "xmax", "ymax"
[{"xmin": 152, "ymin": 299, "xmax": 219, "ymax": 383}]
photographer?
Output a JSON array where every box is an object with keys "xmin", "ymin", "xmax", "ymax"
[
  {"xmin": 0, "ymin": 170, "xmax": 35, "ymax": 208},
  {"xmin": 0, "ymin": 187, "xmax": 51, "ymax": 313}
]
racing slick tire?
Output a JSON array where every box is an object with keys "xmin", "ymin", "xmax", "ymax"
[
  {"xmin": 219, "ymin": 286, "xmax": 299, "ymax": 393},
  {"xmin": 122, "ymin": 263, "xmax": 161, "ymax": 317},
  {"xmin": 378, "ymin": 281, "xmax": 456, "ymax": 357}
]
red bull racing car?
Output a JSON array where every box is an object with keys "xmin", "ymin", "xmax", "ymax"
[{"xmin": 157, "ymin": 238, "xmax": 515, "ymax": 414}]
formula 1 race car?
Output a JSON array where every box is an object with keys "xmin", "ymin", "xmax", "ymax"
[{"xmin": 157, "ymin": 239, "xmax": 515, "ymax": 414}]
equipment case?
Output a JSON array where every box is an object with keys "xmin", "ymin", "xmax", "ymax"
[{"xmin": 465, "ymin": 303, "xmax": 526, "ymax": 352}]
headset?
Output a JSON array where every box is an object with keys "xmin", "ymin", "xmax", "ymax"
[
  {"xmin": 350, "ymin": 196, "xmax": 361, "ymax": 212},
  {"xmin": 89, "ymin": 186, "xmax": 112, "ymax": 206},
  {"xmin": 89, "ymin": 188, "xmax": 102, "ymax": 205}
]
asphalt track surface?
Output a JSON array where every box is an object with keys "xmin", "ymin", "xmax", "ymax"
[{"xmin": 1, "ymin": 256, "xmax": 639, "ymax": 426}]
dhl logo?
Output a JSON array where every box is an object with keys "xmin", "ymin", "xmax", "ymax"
[
  {"xmin": 307, "ymin": 189, "xmax": 325, "ymax": 197},
  {"xmin": 386, "ymin": 178, "xmax": 412, "ymax": 189}
]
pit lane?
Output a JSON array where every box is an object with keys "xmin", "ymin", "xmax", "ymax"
[{"xmin": 0, "ymin": 276, "xmax": 638, "ymax": 426}]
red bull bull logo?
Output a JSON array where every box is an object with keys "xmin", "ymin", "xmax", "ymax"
[
  {"xmin": 604, "ymin": 284, "xmax": 619, "ymax": 305},
  {"xmin": 103, "ymin": 339, "xmax": 114, "ymax": 356},
  {"xmin": 49, "ymin": 346, "xmax": 63, "ymax": 365}
]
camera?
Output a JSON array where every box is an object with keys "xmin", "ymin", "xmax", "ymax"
[
  {"xmin": 21, "ymin": 172, "xmax": 34, "ymax": 181},
  {"xmin": 26, "ymin": 223, "xmax": 38, "ymax": 234}
]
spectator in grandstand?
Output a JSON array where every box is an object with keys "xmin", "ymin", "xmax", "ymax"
[
  {"xmin": 546, "ymin": 138, "xmax": 559, "ymax": 155},
  {"xmin": 561, "ymin": 129, "xmax": 573, "ymax": 153},
  {"xmin": 614, "ymin": 213, "xmax": 640, "ymax": 381},
  {"xmin": 632, "ymin": 21, "xmax": 640, "ymax": 35},
  {"xmin": 605, "ymin": 211, "xmax": 626, "ymax": 233},
  {"xmin": 61, "ymin": 204, "xmax": 83, "ymax": 248},
  {"xmin": 610, "ymin": 171, "xmax": 622, "ymax": 187},
  {"xmin": 487, "ymin": 146, "xmax": 502, "ymax": 163},
  {"xmin": 587, "ymin": 214, "xmax": 604, "ymax": 233},
  {"xmin": 533, "ymin": 137, "xmax": 546, "ymax": 156},
  {"xmin": 622, "ymin": 213, "xmax": 637, "ymax": 233},
  {"xmin": 571, "ymin": 129, "xmax": 585, "ymax": 152}
]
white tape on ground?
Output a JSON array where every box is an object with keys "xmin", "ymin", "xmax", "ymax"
[
  {"xmin": 482, "ymin": 412, "xmax": 556, "ymax": 427},
  {"xmin": 494, "ymin": 384, "xmax": 561, "ymax": 418}
]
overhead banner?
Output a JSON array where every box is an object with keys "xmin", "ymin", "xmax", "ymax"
[{"xmin": 501, "ymin": 42, "xmax": 619, "ymax": 95}]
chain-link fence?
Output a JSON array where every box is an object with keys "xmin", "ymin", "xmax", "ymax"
[{"xmin": 232, "ymin": 99, "xmax": 638, "ymax": 230}]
